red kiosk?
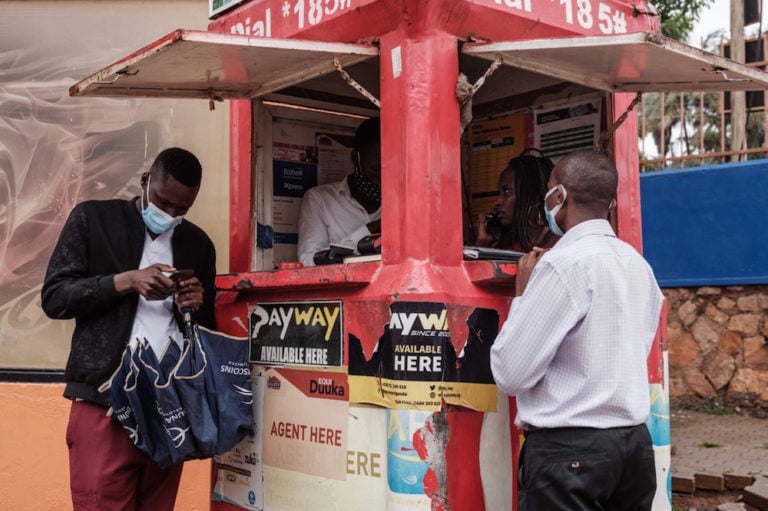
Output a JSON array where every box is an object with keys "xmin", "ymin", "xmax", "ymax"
[{"xmin": 71, "ymin": 1, "xmax": 768, "ymax": 509}]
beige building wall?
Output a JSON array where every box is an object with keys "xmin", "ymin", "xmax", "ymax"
[
  {"xmin": 0, "ymin": 1, "xmax": 230, "ymax": 507},
  {"xmin": 0, "ymin": 0, "xmax": 230, "ymax": 369}
]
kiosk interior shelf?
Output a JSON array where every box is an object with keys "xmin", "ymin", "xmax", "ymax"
[
  {"xmin": 216, "ymin": 259, "xmax": 518, "ymax": 294},
  {"xmin": 215, "ymin": 261, "xmax": 379, "ymax": 293}
]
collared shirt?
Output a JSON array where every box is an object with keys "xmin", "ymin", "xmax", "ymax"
[
  {"xmin": 128, "ymin": 228, "xmax": 183, "ymax": 357},
  {"xmin": 490, "ymin": 219, "xmax": 664, "ymax": 429},
  {"xmin": 297, "ymin": 178, "xmax": 381, "ymax": 267}
]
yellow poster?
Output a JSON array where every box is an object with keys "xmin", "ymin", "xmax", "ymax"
[
  {"xmin": 349, "ymin": 377, "xmax": 497, "ymax": 412},
  {"xmin": 468, "ymin": 115, "xmax": 527, "ymax": 218},
  {"xmin": 348, "ymin": 302, "xmax": 499, "ymax": 412}
]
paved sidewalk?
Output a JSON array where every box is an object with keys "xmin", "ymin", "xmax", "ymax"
[{"xmin": 671, "ymin": 409, "xmax": 768, "ymax": 480}]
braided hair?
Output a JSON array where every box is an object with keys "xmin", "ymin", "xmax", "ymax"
[{"xmin": 500, "ymin": 148, "xmax": 554, "ymax": 251}]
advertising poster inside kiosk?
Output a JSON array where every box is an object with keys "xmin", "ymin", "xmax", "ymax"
[{"xmin": 269, "ymin": 117, "xmax": 358, "ymax": 265}]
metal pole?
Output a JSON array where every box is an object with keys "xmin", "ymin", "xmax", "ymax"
[{"xmin": 731, "ymin": 0, "xmax": 746, "ymax": 161}]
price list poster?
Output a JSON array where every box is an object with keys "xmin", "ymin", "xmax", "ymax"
[{"xmin": 467, "ymin": 115, "xmax": 529, "ymax": 219}]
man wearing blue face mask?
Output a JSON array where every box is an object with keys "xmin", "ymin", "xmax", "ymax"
[
  {"xmin": 491, "ymin": 150, "xmax": 663, "ymax": 511},
  {"xmin": 42, "ymin": 147, "xmax": 216, "ymax": 510}
]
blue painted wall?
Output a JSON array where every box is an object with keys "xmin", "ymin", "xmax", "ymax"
[{"xmin": 640, "ymin": 159, "xmax": 768, "ymax": 288}]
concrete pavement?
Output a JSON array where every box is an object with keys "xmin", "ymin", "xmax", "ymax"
[{"xmin": 671, "ymin": 409, "xmax": 768, "ymax": 509}]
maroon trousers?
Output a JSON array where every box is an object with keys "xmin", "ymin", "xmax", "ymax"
[{"xmin": 66, "ymin": 400, "xmax": 184, "ymax": 511}]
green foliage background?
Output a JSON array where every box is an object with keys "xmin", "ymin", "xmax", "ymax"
[
  {"xmin": 653, "ymin": 0, "xmax": 715, "ymax": 41},
  {"xmin": 637, "ymin": 1, "xmax": 767, "ymax": 169}
]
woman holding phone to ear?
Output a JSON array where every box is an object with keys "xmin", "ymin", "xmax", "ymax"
[{"xmin": 475, "ymin": 148, "xmax": 558, "ymax": 252}]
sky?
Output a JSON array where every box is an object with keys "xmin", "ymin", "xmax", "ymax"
[{"xmin": 689, "ymin": 0, "xmax": 767, "ymax": 47}]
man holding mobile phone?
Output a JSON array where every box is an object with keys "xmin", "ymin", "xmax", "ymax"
[{"xmin": 42, "ymin": 147, "xmax": 216, "ymax": 511}]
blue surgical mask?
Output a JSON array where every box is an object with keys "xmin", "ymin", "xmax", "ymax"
[
  {"xmin": 141, "ymin": 174, "xmax": 183, "ymax": 234},
  {"xmin": 543, "ymin": 184, "xmax": 567, "ymax": 236}
]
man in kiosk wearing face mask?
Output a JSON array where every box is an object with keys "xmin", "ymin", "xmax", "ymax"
[
  {"xmin": 297, "ymin": 117, "xmax": 382, "ymax": 266},
  {"xmin": 42, "ymin": 147, "xmax": 216, "ymax": 510}
]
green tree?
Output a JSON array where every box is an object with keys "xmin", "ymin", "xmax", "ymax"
[
  {"xmin": 638, "ymin": 1, "xmax": 720, "ymax": 170},
  {"xmin": 653, "ymin": 0, "xmax": 715, "ymax": 41}
]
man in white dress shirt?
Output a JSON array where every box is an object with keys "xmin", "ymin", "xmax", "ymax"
[
  {"xmin": 297, "ymin": 117, "xmax": 381, "ymax": 266},
  {"xmin": 490, "ymin": 149, "xmax": 664, "ymax": 510}
]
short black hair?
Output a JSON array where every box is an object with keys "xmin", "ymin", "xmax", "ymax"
[
  {"xmin": 150, "ymin": 147, "xmax": 202, "ymax": 188},
  {"xmin": 558, "ymin": 149, "xmax": 617, "ymax": 207},
  {"xmin": 353, "ymin": 117, "xmax": 381, "ymax": 151}
]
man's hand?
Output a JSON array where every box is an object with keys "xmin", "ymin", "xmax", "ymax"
[
  {"xmin": 515, "ymin": 247, "xmax": 548, "ymax": 296},
  {"xmin": 367, "ymin": 219, "xmax": 381, "ymax": 235},
  {"xmin": 174, "ymin": 276, "xmax": 204, "ymax": 314},
  {"xmin": 115, "ymin": 263, "xmax": 175, "ymax": 300}
]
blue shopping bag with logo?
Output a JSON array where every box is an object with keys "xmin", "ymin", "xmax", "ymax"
[
  {"xmin": 122, "ymin": 341, "xmax": 173, "ymax": 467},
  {"xmin": 173, "ymin": 331, "xmax": 218, "ymax": 457},
  {"xmin": 158, "ymin": 339, "xmax": 181, "ymax": 381},
  {"xmin": 137, "ymin": 339, "xmax": 197, "ymax": 466},
  {"xmin": 195, "ymin": 325, "xmax": 254, "ymax": 453},
  {"xmin": 99, "ymin": 345, "xmax": 143, "ymax": 448}
]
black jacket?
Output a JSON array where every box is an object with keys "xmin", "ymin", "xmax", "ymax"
[{"xmin": 41, "ymin": 198, "xmax": 216, "ymax": 405}]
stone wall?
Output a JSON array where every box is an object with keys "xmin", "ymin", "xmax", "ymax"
[{"xmin": 665, "ymin": 285, "xmax": 768, "ymax": 416}]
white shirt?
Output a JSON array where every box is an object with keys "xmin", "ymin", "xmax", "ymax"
[
  {"xmin": 128, "ymin": 228, "xmax": 183, "ymax": 357},
  {"xmin": 297, "ymin": 178, "xmax": 381, "ymax": 267},
  {"xmin": 490, "ymin": 219, "xmax": 664, "ymax": 429}
]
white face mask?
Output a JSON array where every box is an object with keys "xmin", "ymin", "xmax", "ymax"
[{"xmin": 543, "ymin": 184, "xmax": 567, "ymax": 236}]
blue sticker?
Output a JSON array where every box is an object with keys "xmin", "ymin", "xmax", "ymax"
[{"xmin": 273, "ymin": 161, "xmax": 317, "ymax": 198}]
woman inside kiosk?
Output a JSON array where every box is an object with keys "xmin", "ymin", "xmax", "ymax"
[{"xmin": 475, "ymin": 148, "xmax": 558, "ymax": 252}]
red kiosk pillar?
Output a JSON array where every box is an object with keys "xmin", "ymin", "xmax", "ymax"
[
  {"xmin": 376, "ymin": 21, "xmax": 488, "ymax": 510},
  {"xmin": 379, "ymin": 25, "xmax": 462, "ymax": 266}
]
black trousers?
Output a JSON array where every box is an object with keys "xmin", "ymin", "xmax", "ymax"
[{"xmin": 517, "ymin": 424, "xmax": 656, "ymax": 511}]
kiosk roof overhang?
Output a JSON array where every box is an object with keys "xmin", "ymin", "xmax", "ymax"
[
  {"xmin": 463, "ymin": 32, "xmax": 768, "ymax": 93},
  {"xmin": 69, "ymin": 29, "xmax": 378, "ymax": 99}
]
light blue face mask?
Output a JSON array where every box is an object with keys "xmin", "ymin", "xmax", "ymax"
[
  {"xmin": 543, "ymin": 184, "xmax": 567, "ymax": 237},
  {"xmin": 141, "ymin": 174, "xmax": 183, "ymax": 234}
]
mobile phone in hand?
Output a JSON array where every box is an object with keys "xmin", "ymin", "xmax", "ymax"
[
  {"xmin": 169, "ymin": 269, "xmax": 195, "ymax": 283},
  {"xmin": 485, "ymin": 212, "xmax": 502, "ymax": 240}
]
